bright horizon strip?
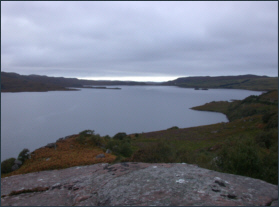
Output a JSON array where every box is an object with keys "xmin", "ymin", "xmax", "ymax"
[{"xmin": 77, "ymin": 76, "xmax": 180, "ymax": 82}]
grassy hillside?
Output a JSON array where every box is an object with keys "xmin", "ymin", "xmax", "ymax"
[
  {"xmin": 164, "ymin": 75, "xmax": 278, "ymax": 91},
  {"xmin": 2, "ymin": 134, "xmax": 116, "ymax": 177},
  {"xmin": 126, "ymin": 90, "xmax": 278, "ymax": 184},
  {"xmin": 1, "ymin": 72, "xmax": 81, "ymax": 92}
]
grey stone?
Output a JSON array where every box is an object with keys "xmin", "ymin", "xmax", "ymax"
[
  {"xmin": 214, "ymin": 179, "xmax": 226, "ymax": 187},
  {"xmin": 11, "ymin": 164, "xmax": 19, "ymax": 171},
  {"xmin": 96, "ymin": 154, "xmax": 105, "ymax": 158},
  {"xmin": 14, "ymin": 159, "xmax": 22, "ymax": 165},
  {"xmin": 51, "ymin": 183, "xmax": 62, "ymax": 190},
  {"xmin": 105, "ymin": 149, "xmax": 112, "ymax": 154},
  {"xmin": 210, "ymin": 184, "xmax": 221, "ymax": 192}
]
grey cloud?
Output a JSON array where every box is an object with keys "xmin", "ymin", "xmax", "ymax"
[{"xmin": 1, "ymin": 1, "xmax": 277, "ymax": 79}]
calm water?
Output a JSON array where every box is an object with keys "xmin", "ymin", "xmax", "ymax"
[{"xmin": 1, "ymin": 86, "xmax": 263, "ymax": 161}]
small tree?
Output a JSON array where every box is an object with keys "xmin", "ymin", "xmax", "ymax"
[
  {"xmin": 113, "ymin": 132, "xmax": 127, "ymax": 140},
  {"xmin": 79, "ymin": 130, "xmax": 95, "ymax": 136},
  {"xmin": 18, "ymin": 148, "xmax": 30, "ymax": 163}
]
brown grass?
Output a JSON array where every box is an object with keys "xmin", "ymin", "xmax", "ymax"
[{"xmin": 2, "ymin": 135, "xmax": 116, "ymax": 177}]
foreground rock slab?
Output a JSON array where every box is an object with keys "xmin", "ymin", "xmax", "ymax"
[{"xmin": 1, "ymin": 162, "xmax": 278, "ymax": 206}]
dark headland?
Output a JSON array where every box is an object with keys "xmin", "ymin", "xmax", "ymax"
[{"xmin": 1, "ymin": 71, "xmax": 278, "ymax": 92}]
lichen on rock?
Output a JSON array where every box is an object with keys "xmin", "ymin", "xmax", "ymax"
[{"xmin": 1, "ymin": 162, "xmax": 278, "ymax": 206}]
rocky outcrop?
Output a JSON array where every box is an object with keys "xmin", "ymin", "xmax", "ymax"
[
  {"xmin": 1, "ymin": 162, "xmax": 277, "ymax": 206},
  {"xmin": 11, "ymin": 160, "xmax": 23, "ymax": 172}
]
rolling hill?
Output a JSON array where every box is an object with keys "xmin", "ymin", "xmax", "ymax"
[{"xmin": 164, "ymin": 75, "xmax": 278, "ymax": 91}]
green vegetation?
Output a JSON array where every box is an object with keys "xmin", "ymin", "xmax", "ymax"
[
  {"xmin": 185, "ymin": 90, "xmax": 277, "ymax": 184},
  {"xmin": 106, "ymin": 133, "xmax": 133, "ymax": 158},
  {"xmin": 17, "ymin": 148, "xmax": 30, "ymax": 163},
  {"xmin": 192, "ymin": 90, "xmax": 278, "ymax": 122},
  {"xmin": 1, "ymin": 158, "xmax": 16, "ymax": 174},
  {"xmin": 76, "ymin": 130, "xmax": 134, "ymax": 158},
  {"xmin": 124, "ymin": 90, "xmax": 278, "ymax": 184},
  {"xmin": 1, "ymin": 148, "xmax": 30, "ymax": 174},
  {"xmin": 165, "ymin": 75, "xmax": 278, "ymax": 91},
  {"xmin": 216, "ymin": 135, "xmax": 277, "ymax": 184}
]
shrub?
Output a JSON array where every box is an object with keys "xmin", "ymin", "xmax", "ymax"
[
  {"xmin": 18, "ymin": 148, "xmax": 30, "ymax": 163},
  {"xmin": 265, "ymin": 113, "xmax": 278, "ymax": 129},
  {"xmin": 105, "ymin": 139, "xmax": 133, "ymax": 157},
  {"xmin": 76, "ymin": 134, "xmax": 86, "ymax": 144},
  {"xmin": 76, "ymin": 129, "xmax": 96, "ymax": 145},
  {"xmin": 1, "ymin": 158, "xmax": 16, "ymax": 174},
  {"xmin": 106, "ymin": 139, "xmax": 118, "ymax": 150},
  {"xmin": 79, "ymin": 130, "xmax": 94, "ymax": 136},
  {"xmin": 255, "ymin": 131, "xmax": 275, "ymax": 149},
  {"xmin": 113, "ymin": 132, "xmax": 127, "ymax": 140},
  {"xmin": 216, "ymin": 138, "xmax": 263, "ymax": 178},
  {"xmin": 167, "ymin": 126, "xmax": 179, "ymax": 130},
  {"xmin": 261, "ymin": 147, "xmax": 278, "ymax": 184},
  {"xmin": 89, "ymin": 134, "xmax": 104, "ymax": 147},
  {"xmin": 118, "ymin": 142, "xmax": 133, "ymax": 157},
  {"xmin": 262, "ymin": 112, "xmax": 275, "ymax": 123}
]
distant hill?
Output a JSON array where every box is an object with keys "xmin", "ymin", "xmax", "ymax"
[
  {"xmin": 1, "ymin": 72, "xmax": 147, "ymax": 92},
  {"xmin": 163, "ymin": 75, "xmax": 278, "ymax": 91},
  {"xmin": 1, "ymin": 72, "xmax": 277, "ymax": 92}
]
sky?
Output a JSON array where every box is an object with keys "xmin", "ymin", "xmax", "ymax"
[{"xmin": 1, "ymin": 1, "xmax": 278, "ymax": 82}]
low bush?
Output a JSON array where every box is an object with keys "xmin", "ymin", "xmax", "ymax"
[
  {"xmin": 265, "ymin": 113, "xmax": 278, "ymax": 129},
  {"xmin": 216, "ymin": 137, "xmax": 263, "ymax": 179},
  {"xmin": 118, "ymin": 142, "xmax": 133, "ymax": 157},
  {"xmin": 76, "ymin": 134, "xmax": 86, "ymax": 144},
  {"xmin": 167, "ymin": 126, "xmax": 179, "ymax": 130},
  {"xmin": 261, "ymin": 146, "xmax": 278, "ymax": 184},
  {"xmin": 255, "ymin": 131, "xmax": 276, "ymax": 149},
  {"xmin": 1, "ymin": 158, "xmax": 16, "ymax": 174},
  {"xmin": 88, "ymin": 134, "xmax": 103, "ymax": 146},
  {"xmin": 106, "ymin": 138, "xmax": 133, "ymax": 158},
  {"xmin": 113, "ymin": 132, "xmax": 127, "ymax": 140}
]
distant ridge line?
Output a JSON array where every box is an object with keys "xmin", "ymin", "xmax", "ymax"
[{"xmin": 1, "ymin": 71, "xmax": 277, "ymax": 92}]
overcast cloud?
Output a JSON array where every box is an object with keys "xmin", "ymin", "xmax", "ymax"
[{"xmin": 1, "ymin": 1, "xmax": 278, "ymax": 81}]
